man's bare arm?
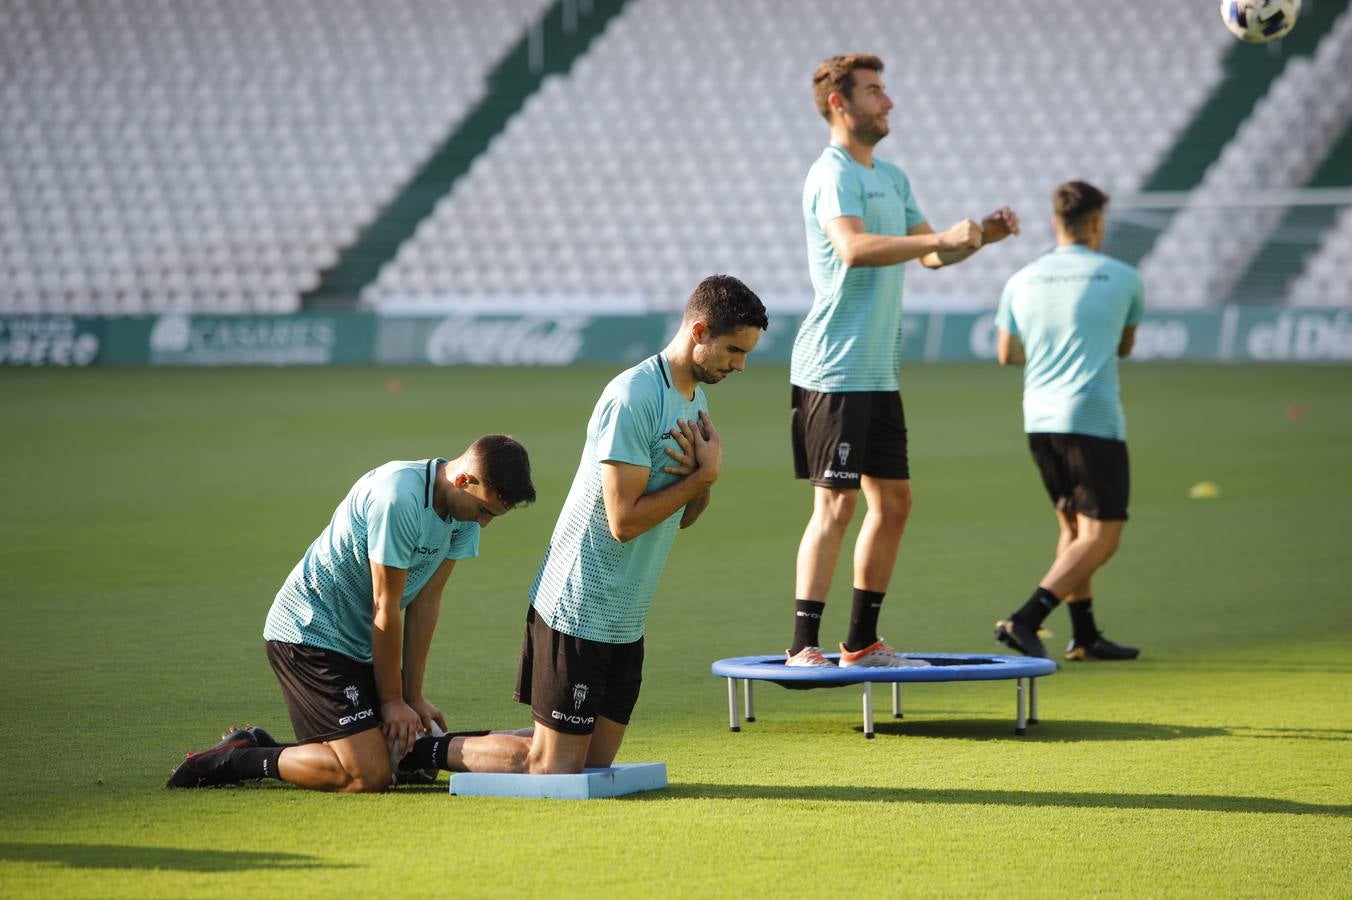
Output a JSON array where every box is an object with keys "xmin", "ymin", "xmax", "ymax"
[
  {"xmin": 401, "ymin": 558, "xmax": 455, "ymax": 731},
  {"xmin": 679, "ymin": 488, "xmax": 711, "ymax": 529},
  {"xmin": 1118, "ymin": 325, "xmax": 1137, "ymax": 359},
  {"xmin": 371, "ymin": 561, "xmax": 421, "ymax": 751},
  {"xmin": 825, "ymin": 216, "xmax": 979, "ymax": 268},
  {"xmin": 919, "ymin": 207, "xmax": 1020, "ymax": 269},
  {"xmin": 997, "ymin": 329, "xmax": 1025, "ymax": 366},
  {"xmin": 602, "ymin": 411, "xmax": 721, "ymax": 543}
]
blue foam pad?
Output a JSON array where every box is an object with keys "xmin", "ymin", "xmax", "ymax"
[
  {"xmin": 449, "ymin": 763, "xmax": 668, "ymax": 799},
  {"xmin": 711, "ymin": 652, "xmax": 1056, "ymax": 684}
]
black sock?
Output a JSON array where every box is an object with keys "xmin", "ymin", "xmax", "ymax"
[
  {"xmin": 399, "ymin": 734, "xmax": 449, "ymax": 772},
  {"xmin": 1013, "ymin": 586, "xmax": 1061, "ymax": 627},
  {"xmin": 1068, "ymin": 598, "xmax": 1099, "ymax": 645},
  {"xmin": 790, "ymin": 599, "xmax": 826, "ymax": 654},
  {"xmin": 229, "ymin": 747, "xmax": 285, "ymax": 781},
  {"xmin": 843, "ymin": 588, "xmax": 885, "ymax": 652}
]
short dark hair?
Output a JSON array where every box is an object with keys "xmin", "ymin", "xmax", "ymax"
[
  {"xmin": 467, "ymin": 434, "xmax": 535, "ymax": 508},
  {"xmin": 684, "ymin": 274, "xmax": 769, "ymax": 338},
  {"xmin": 813, "ymin": 54, "xmax": 885, "ymax": 121},
  {"xmin": 1053, "ymin": 180, "xmax": 1109, "ymax": 235}
]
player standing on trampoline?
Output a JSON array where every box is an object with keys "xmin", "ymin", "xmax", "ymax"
[
  {"xmin": 515, "ymin": 275, "xmax": 768, "ymax": 773},
  {"xmin": 991, "ymin": 180, "xmax": 1142, "ymax": 662},
  {"xmin": 165, "ymin": 437, "xmax": 537, "ymax": 791},
  {"xmin": 787, "ymin": 54, "xmax": 1020, "ymax": 668}
]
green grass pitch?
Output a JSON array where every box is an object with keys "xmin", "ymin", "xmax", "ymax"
[{"xmin": 1, "ymin": 362, "xmax": 1350, "ymax": 898}]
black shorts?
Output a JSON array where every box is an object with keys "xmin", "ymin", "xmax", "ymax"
[
  {"xmin": 266, "ymin": 640, "xmax": 382, "ymax": 744},
  {"xmin": 513, "ymin": 606, "xmax": 644, "ymax": 736},
  {"xmin": 1027, "ymin": 433, "xmax": 1130, "ymax": 521},
  {"xmin": 791, "ymin": 386, "xmax": 909, "ymax": 487}
]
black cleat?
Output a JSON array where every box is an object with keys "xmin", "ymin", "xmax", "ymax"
[
  {"xmin": 393, "ymin": 743, "xmax": 440, "ymax": 787},
  {"xmin": 219, "ymin": 724, "xmax": 280, "ymax": 748},
  {"xmin": 1065, "ymin": 634, "xmax": 1140, "ymax": 661},
  {"xmin": 395, "ymin": 765, "xmax": 440, "ymax": 787},
  {"xmin": 166, "ymin": 731, "xmax": 254, "ymax": 789},
  {"xmin": 995, "ymin": 617, "xmax": 1049, "ymax": 658}
]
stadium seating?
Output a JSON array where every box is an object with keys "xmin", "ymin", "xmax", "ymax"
[
  {"xmin": 364, "ymin": 0, "xmax": 1231, "ymax": 312},
  {"xmin": 0, "ymin": 0, "xmax": 551, "ymax": 314},
  {"xmin": 1288, "ymin": 204, "xmax": 1352, "ymax": 306},
  {"xmin": 5, "ymin": 0, "xmax": 1347, "ymax": 316},
  {"xmin": 1139, "ymin": 9, "xmax": 1352, "ymax": 308}
]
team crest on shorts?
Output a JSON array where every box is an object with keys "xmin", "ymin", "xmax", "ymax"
[
  {"xmin": 572, "ymin": 683, "xmax": 589, "ymax": 711},
  {"xmin": 837, "ymin": 442, "xmax": 852, "ymax": 467},
  {"xmin": 343, "ymin": 685, "xmax": 361, "ymax": 707}
]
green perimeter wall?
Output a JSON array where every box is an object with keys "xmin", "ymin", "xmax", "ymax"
[{"xmin": 3, "ymin": 308, "xmax": 1352, "ymax": 367}]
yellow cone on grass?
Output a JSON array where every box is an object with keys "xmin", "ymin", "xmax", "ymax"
[{"xmin": 1188, "ymin": 481, "xmax": 1221, "ymax": 500}]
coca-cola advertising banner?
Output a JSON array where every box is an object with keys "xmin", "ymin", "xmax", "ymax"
[
  {"xmin": 5, "ymin": 309, "xmax": 1351, "ymax": 366},
  {"xmin": 375, "ymin": 314, "xmax": 667, "ymax": 366}
]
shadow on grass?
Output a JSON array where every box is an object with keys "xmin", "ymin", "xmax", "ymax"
[
  {"xmin": 0, "ymin": 843, "xmax": 345, "ymax": 872},
  {"xmin": 653, "ymin": 785, "xmax": 1352, "ymax": 817},
  {"xmin": 1230, "ymin": 726, "xmax": 1352, "ymax": 742},
  {"xmin": 856, "ymin": 718, "xmax": 1228, "ymax": 741}
]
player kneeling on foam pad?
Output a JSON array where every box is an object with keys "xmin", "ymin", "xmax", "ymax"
[
  {"xmin": 164, "ymin": 438, "xmax": 537, "ymax": 792},
  {"xmin": 508, "ymin": 277, "xmax": 769, "ymax": 776}
]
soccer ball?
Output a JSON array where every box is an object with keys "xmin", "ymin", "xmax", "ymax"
[{"xmin": 1220, "ymin": 0, "xmax": 1301, "ymax": 43}]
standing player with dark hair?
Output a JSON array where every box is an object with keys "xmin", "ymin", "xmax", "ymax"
[
  {"xmin": 786, "ymin": 54, "xmax": 1020, "ymax": 668},
  {"xmin": 165, "ymin": 436, "xmax": 537, "ymax": 791},
  {"xmin": 992, "ymin": 180, "xmax": 1143, "ymax": 661},
  {"xmin": 512, "ymin": 274, "xmax": 768, "ymax": 774}
]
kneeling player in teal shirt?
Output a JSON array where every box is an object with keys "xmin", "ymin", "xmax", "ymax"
[
  {"xmin": 992, "ymin": 181, "xmax": 1144, "ymax": 662},
  {"xmin": 166, "ymin": 436, "xmax": 536, "ymax": 791},
  {"xmin": 516, "ymin": 275, "xmax": 768, "ymax": 774}
]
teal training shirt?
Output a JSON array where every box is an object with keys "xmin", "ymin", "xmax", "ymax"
[
  {"xmin": 529, "ymin": 354, "xmax": 707, "ymax": 643},
  {"xmin": 791, "ymin": 144, "xmax": 926, "ymax": 393},
  {"xmin": 264, "ymin": 459, "xmax": 480, "ymax": 663},
  {"xmin": 995, "ymin": 245, "xmax": 1145, "ymax": 440}
]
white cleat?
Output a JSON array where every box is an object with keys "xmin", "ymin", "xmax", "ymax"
[
  {"xmin": 785, "ymin": 645, "xmax": 836, "ymax": 667},
  {"xmin": 838, "ymin": 639, "xmax": 930, "ymax": 668}
]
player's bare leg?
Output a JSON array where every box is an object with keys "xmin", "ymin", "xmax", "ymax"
[
  {"xmin": 835, "ymin": 476, "xmax": 918, "ymax": 666},
  {"xmin": 1056, "ymin": 514, "xmax": 1136, "ymax": 659},
  {"xmin": 999, "ymin": 515, "xmax": 1134, "ymax": 659},
  {"xmin": 788, "ymin": 487, "xmax": 857, "ymax": 664},
  {"xmin": 1054, "ymin": 509, "xmax": 1093, "ymax": 601},
  {"xmin": 582, "ymin": 717, "xmax": 627, "ymax": 768},
  {"xmin": 446, "ymin": 731, "xmax": 532, "ymax": 773},
  {"xmin": 853, "ymin": 476, "xmax": 911, "ymax": 591},
  {"xmin": 277, "ymin": 728, "xmax": 391, "ymax": 793},
  {"xmin": 795, "ymin": 486, "xmax": 858, "ymax": 601},
  {"xmin": 1040, "ymin": 516, "xmax": 1123, "ymax": 598},
  {"xmin": 525, "ymin": 718, "xmax": 626, "ymax": 774}
]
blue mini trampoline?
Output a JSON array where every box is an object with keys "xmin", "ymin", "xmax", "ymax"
[{"xmin": 710, "ymin": 653, "xmax": 1057, "ymax": 738}]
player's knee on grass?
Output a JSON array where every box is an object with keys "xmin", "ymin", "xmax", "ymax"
[
  {"xmin": 325, "ymin": 731, "xmax": 394, "ymax": 793},
  {"xmin": 525, "ymin": 729, "xmax": 589, "ymax": 775},
  {"xmin": 344, "ymin": 758, "xmax": 392, "ymax": 793}
]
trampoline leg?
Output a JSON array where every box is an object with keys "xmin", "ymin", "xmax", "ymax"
[
  {"xmin": 892, "ymin": 682, "xmax": 903, "ymax": 718},
  {"xmin": 1029, "ymin": 677, "xmax": 1039, "ymax": 726},
  {"xmin": 744, "ymin": 678, "xmax": 755, "ymax": 723},
  {"xmin": 727, "ymin": 678, "xmax": 740, "ymax": 733},
  {"xmin": 1015, "ymin": 678, "xmax": 1027, "ymax": 736},
  {"xmin": 862, "ymin": 682, "xmax": 874, "ymax": 739}
]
